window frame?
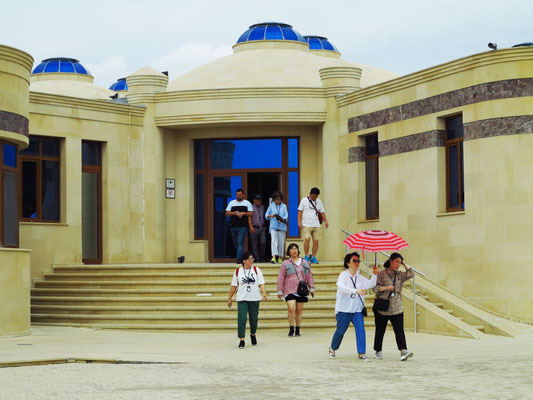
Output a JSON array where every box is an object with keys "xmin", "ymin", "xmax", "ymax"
[
  {"xmin": 445, "ymin": 115, "xmax": 465, "ymax": 212},
  {"xmin": 18, "ymin": 135, "xmax": 61, "ymax": 223}
]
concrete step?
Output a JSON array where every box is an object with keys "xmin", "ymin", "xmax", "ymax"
[
  {"xmin": 32, "ymin": 281, "xmax": 342, "ymax": 292},
  {"xmin": 31, "ymin": 312, "xmax": 350, "ymax": 325},
  {"xmin": 31, "ymin": 321, "xmax": 345, "ymax": 332},
  {"xmin": 30, "ymin": 303, "xmax": 345, "ymax": 315}
]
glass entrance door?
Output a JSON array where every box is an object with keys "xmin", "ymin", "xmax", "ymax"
[{"xmin": 210, "ymin": 174, "xmax": 243, "ymax": 261}]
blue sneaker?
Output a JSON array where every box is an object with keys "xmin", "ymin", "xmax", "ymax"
[
  {"xmin": 310, "ymin": 256, "xmax": 319, "ymax": 264},
  {"xmin": 305, "ymin": 255, "xmax": 310, "ymax": 263}
]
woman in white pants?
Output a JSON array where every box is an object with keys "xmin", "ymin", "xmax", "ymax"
[{"xmin": 265, "ymin": 192, "xmax": 288, "ymax": 263}]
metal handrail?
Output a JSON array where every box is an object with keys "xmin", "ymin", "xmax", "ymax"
[{"xmin": 341, "ymin": 229, "xmax": 425, "ymax": 332}]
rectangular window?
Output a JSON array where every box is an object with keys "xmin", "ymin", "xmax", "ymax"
[
  {"xmin": 445, "ymin": 115, "xmax": 464, "ymax": 211},
  {"xmin": 1, "ymin": 141, "xmax": 19, "ymax": 247},
  {"xmin": 19, "ymin": 136, "xmax": 61, "ymax": 222},
  {"xmin": 365, "ymin": 134, "xmax": 379, "ymax": 220}
]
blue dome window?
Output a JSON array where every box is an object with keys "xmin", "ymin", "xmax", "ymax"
[
  {"xmin": 109, "ymin": 78, "xmax": 128, "ymax": 91},
  {"xmin": 32, "ymin": 58, "xmax": 92, "ymax": 76},
  {"xmin": 236, "ymin": 22, "xmax": 307, "ymax": 44},
  {"xmin": 304, "ymin": 36, "xmax": 339, "ymax": 53}
]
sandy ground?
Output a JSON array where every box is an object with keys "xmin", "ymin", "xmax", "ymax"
[{"xmin": 1, "ymin": 324, "xmax": 533, "ymax": 400}]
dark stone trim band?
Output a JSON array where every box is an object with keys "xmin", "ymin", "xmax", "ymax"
[
  {"xmin": 348, "ymin": 146, "xmax": 366, "ymax": 162},
  {"xmin": 0, "ymin": 110, "xmax": 29, "ymax": 137},
  {"xmin": 348, "ymin": 78, "xmax": 533, "ymax": 133},
  {"xmin": 348, "ymin": 129, "xmax": 445, "ymax": 162},
  {"xmin": 464, "ymin": 115, "xmax": 533, "ymax": 141}
]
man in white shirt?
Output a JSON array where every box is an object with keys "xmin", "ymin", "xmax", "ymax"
[
  {"xmin": 225, "ymin": 188, "xmax": 253, "ymax": 263},
  {"xmin": 297, "ymin": 187, "xmax": 328, "ymax": 264}
]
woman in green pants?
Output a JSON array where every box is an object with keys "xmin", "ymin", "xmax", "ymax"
[{"xmin": 227, "ymin": 251, "xmax": 267, "ymax": 348}]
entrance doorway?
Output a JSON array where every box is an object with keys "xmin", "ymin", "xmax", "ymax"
[
  {"xmin": 196, "ymin": 138, "xmax": 300, "ymax": 262},
  {"xmin": 81, "ymin": 141, "xmax": 102, "ymax": 264}
]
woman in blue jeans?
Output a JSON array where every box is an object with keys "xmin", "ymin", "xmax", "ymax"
[{"xmin": 328, "ymin": 252, "xmax": 377, "ymax": 361}]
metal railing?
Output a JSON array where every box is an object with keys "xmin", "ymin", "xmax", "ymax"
[{"xmin": 342, "ymin": 229, "xmax": 426, "ymax": 333}]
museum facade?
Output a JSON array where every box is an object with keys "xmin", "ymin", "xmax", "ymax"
[{"xmin": 1, "ymin": 22, "xmax": 532, "ymax": 336}]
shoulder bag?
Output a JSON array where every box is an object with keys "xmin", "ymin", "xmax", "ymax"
[
  {"xmin": 372, "ymin": 272, "xmax": 396, "ymax": 312},
  {"xmin": 292, "ymin": 260, "xmax": 309, "ymax": 297},
  {"xmin": 307, "ymin": 197, "xmax": 323, "ymax": 225}
]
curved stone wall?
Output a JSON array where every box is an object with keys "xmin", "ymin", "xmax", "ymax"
[{"xmin": 0, "ymin": 44, "xmax": 33, "ymax": 148}]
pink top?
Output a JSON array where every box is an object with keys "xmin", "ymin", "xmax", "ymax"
[{"xmin": 277, "ymin": 258, "xmax": 315, "ymax": 297}]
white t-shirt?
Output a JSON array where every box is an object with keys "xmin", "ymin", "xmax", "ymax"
[
  {"xmin": 231, "ymin": 266, "xmax": 265, "ymax": 302},
  {"xmin": 335, "ymin": 270, "xmax": 377, "ymax": 314},
  {"xmin": 298, "ymin": 197, "xmax": 325, "ymax": 228}
]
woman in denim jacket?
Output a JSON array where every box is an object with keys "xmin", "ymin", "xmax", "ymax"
[{"xmin": 277, "ymin": 243, "xmax": 315, "ymax": 337}]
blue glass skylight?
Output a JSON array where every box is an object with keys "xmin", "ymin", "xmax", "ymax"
[
  {"xmin": 32, "ymin": 58, "xmax": 92, "ymax": 76},
  {"xmin": 304, "ymin": 36, "xmax": 339, "ymax": 53},
  {"xmin": 236, "ymin": 22, "xmax": 307, "ymax": 44},
  {"xmin": 109, "ymin": 78, "xmax": 128, "ymax": 91}
]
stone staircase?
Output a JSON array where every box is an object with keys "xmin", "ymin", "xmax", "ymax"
[{"xmin": 31, "ymin": 262, "xmax": 366, "ymax": 332}]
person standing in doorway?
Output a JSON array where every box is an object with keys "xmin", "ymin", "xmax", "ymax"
[
  {"xmin": 298, "ymin": 187, "xmax": 328, "ymax": 264},
  {"xmin": 265, "ymin": 192, "xmax": 288, "ymax": 263},
  {"xmin": 250, "ymin": 194, "xmax": 266, "ymax": 262},
  {"xmin": 225, "ymin": 188, "xmax": 253, "ymax": 264}
]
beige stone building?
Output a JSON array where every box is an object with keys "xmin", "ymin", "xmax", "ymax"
[{"xmin": 1, "ymin": 22, "xmax": 532, "ymax": 336}]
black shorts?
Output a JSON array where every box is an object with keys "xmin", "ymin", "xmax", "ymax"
[{"xmin": 285, "ymin": 294, "xmax": 308, "ymax": 303}]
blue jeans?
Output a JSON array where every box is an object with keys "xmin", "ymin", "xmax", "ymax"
[
  {"xmin": 231, "ymin": 226, "xmax": 248, "ymax": 261},
  {"xmin": 330, "ymin": 311, "xmax": 366, "ymax": 354}
]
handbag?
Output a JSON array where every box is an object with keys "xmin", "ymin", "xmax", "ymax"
[
  {"xmin": 292, "ymin": 260, "xmax": 310, "ymax": 297},
  {"xmin": 372, "ymin": 272, "xmax": 396, "ymax": 312}
]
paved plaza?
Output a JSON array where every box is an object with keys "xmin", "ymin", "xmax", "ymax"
[{"xmin": 1, "ymin": 324, "xmax": 533, "ymax": 399}]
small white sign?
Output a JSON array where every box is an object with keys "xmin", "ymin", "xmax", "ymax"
[
  {"xmin": 165, "ymin": 189, "xmax": 175, "ymax": 199},
  {"xmin": 165, "ymin": 178, "xmax": 175, "ymax": 189}
]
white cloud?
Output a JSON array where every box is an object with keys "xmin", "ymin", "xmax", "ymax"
[
  {"xmin": 150, "ymin": 42, "xmax": 233, "ymax": 81},
  {"xmin": 85, "ymin": 56, "xmax": 130, "ymax": 88}
]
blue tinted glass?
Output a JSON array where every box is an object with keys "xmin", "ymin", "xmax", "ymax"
[
  {"xmin": 288, "ymin": 139, "xmax": 298, "ymax": 168},
  {"xmin": 237, "ymin": 28, "xmax": 252, "ymax": 43},
  {"xmin": 195, "ymin": 174, "xmax": 205, "ymax": 238},
  {"xmin": 281, "ymin": 27, "xmax": 298, "ymax": 41},
  {"xmin": 116, "ymin": 80, "xmax": 127, "ymax": 90},
  {"xmin": 74, "ymin": 63, "xmax": 88, "ymax": 74},
  {"xmin": 288, "ymin": 172, "xmax": 299, "ymax": 237},
  {"xmin": 3, "ymin": 144, "xmax": 16, "ymax": 167},
  {"xmin": 248, "ymin": 26, "xmax": 266, "ymax": 41},
  {"xmin": 294, "ymin": 31, "xmax": 306, "ymax": 42},
  {"xmin": 210, "ymin": 139, "xmax": 282, "ymax": 169},
  {"xmin": 320, "ymin": 39, "xmax": 335, "ymax": 51},
  {"xmin": 230, "ymin": 176, "xmax": 242, "ymax": 198},
  {"xmin": 265, "ymin": 25, "xmax": 283, "ymax": 40},
  {"xmin": 32, "ymin": 63, "xmax": 45, "ymax": 74},
  {"xmin": 60, "ymin": 60, "xmax": 75, "ymax": 73},
  {"xmin": 109, "ymin": 82, "xmax": 117, "ymax": 90},
  {"xmin": 308, "ymin": 37, "xmax": 322, "ymax": 49},
  {"xmin": 44, "ymin": 60, "xmax": 59, "ymax": 73}
]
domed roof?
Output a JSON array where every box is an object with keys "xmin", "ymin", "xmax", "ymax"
[
  {"xmin": 32, "ymin": 57, "xmax": 91, "ymax": 76},
  {"xmin": 109, "ymin": 77, "xmax": 128, "ymax": 91},
  {"xmin": 304, "ymin": 36, "xmax": 339, "ymax": 53},
  {"xmin": 236, "ymin": 22, "xmax": 306, "ymax": 44}
]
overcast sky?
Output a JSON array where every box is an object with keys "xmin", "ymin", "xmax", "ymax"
[{"xmin": 2, "ymin": 0, "xmax": 532, "ymax": 87}]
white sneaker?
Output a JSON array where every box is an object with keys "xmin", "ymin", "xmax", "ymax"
[
  {"xmin": 358, "ymin": 354, "xmax": 371, "ymax": 362},
  {"xmin": 375, "ymin": 351, "xmax": 383, "ymax": 360},
  {"xmin": 329, "ymin": 347, "xmax": 336, "ymax": 359},
  {"xmin": 400, "ymin": 349, "xmax": 413, "ymax": 361}
]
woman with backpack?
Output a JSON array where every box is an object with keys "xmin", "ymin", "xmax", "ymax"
[
  {"xmin": 276, "ymin": 243, "xmax": 315, "ymax": 337},
  {"xmin": 227, "ymin": 251, "xmax": 267, "ymax": 349}
]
